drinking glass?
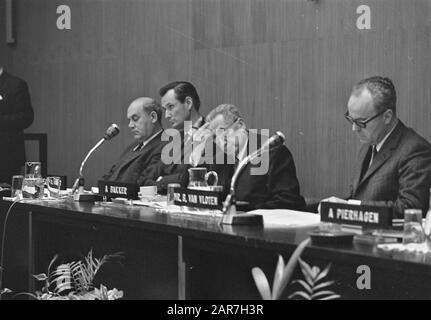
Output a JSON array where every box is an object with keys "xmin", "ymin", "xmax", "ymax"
[
  {"xmin": 22, "ymin": 161, "xmax": 44, "ymax": 199},
  {"xmin": 46, "ymin": 176, "xmax": 62, "ymax": 198},
  {"xmin": 11, "ymin": 175, "xmax": 24, "ymax": 199},
  {"xmin": 403, "ymin": 209, "xmax": 425, "ymax": 244}
]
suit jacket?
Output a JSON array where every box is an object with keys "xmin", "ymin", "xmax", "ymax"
[
  {"xmin": 349, "ymin": 120, "xmax": 431, "ymax": 218},
  {"xmin": 102, "ymin": 130, "xmax": 166, "ymax": 184},
  {"xmin": 143, "ymin": 119, "xmax": 206, "ymax": 193},
  {"xmin": 187, "ymin": 133, "xmax": 306, "ymax": 211},
  {"xmin": 0, "ymin": 71, "xmax": 34, "ymax": 183}
]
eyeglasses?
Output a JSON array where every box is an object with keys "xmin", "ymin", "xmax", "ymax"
[
  {"xmin": 344, "ymin": 109, "xmax": 387, "ymax": 129},
  {"xmin": 209, "ymin": 118, "xmax": 242, "ymax": 136}
]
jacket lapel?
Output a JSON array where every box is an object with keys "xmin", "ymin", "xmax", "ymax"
[
  {"xmin": 114, "ymin": 130, "xmax": 164, "ymax": 176},
  {"xmin": 355, "ymin": 121, "xmax": 405, "ymax": 190}
]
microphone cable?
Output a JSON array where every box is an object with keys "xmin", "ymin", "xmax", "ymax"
[{"xmin": 0, "ymin": 197, "xmax": 22, "ymax": 299}]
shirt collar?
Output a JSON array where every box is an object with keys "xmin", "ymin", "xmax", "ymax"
[
  {"xmin": 375, "ymin": 119, "xmax": 399, "ymax": 152},
  {"xmin": 192, "ymin": 116, "xmax": 204, "ymax": 129},
  {"xmin": 133, "ymin": 129, "xmax": 163, "ymax": 151},
  {"xmin": 185, "ymin": 117, "xmax": 204, "ymax": 140}
]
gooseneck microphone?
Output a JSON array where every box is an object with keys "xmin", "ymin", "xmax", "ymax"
[
  {"xmin": 222, "ymin": 131, "xmax": 285, "ymax": 217},
  {"xmin": 103, "ymin": 123, "xmax": 120, "ymax": 141},
  {"xmin": 72, "ymin": 124, "xmax": 120, "ymax": 194}
]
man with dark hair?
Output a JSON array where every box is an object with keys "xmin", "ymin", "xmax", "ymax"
[
  {"xmin": 0, "ymin": 67, "xmax": 34, "ymax": 183},
  {"xmin": 320, "ymin": 76, "xmax": 431, "ymax": 218},
  {"xmin": 159, "ymin": 81, "xmax": 202, "ymax": 130},
  {"xmin": 102, "ymin": 97, "xmax": 165, "ymax": 184},
  {"xmin": 140, "ymin": 81, "xmax": 205, "ymax": 192}
]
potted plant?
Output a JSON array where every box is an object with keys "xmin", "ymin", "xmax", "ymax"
[
  {"xmin": 27, "ymin": 249, "xmax": 125, "ymax": 300},
  {"xmin": 252, "ymin": 238, "xmax": 340, "ymax": 300}
]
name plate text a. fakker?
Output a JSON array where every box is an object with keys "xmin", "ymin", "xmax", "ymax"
[
  {"xmin": 320, "ymin": 202, "xmax": 393, "ymax": 229},
  {"xmin": 98, "ymin": 180, "xmax": 139, "ymax": 200},
  {"xmin": 173, "ymin": 188, "xmax": 223, "ymax": 210}
]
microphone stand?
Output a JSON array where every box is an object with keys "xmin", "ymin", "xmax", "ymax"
[
  {"xmin": 221, "ymin": 145, "xmax": 270, "ymax": 225},
  {"xmin": 71, "ymin": 138, "xmax": 105, "ymax": 195}
]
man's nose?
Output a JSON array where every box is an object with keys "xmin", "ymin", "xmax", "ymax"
[
  {"xmin": 165, "ymin": 110, "xmax": 171, "ymax": 118},
  {"xmin": 352, "ymin": 123, "xmax": 361, "ymax": 132},
  {"xmin": 128, "ymin": 120, "xmax": 134, "ymax": 128}
]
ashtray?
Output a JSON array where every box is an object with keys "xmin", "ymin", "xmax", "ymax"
[{"xmin": 308, "ymin": 230, "xmax": 355, "ymax": 245}]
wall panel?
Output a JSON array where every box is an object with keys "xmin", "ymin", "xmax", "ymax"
[{"xmin": 3, "ymin": 0, "xmax": 431, "ymax": 203}]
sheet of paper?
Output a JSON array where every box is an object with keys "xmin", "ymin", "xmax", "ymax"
[{"xmin": 246, "ymin": 209, "xmax": 320, "ymax": 227}]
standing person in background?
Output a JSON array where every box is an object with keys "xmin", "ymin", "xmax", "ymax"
[{"xmin": 0, "ymin": 67, "xmax": 34, "ymax": 184}]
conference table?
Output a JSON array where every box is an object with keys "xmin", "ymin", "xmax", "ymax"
[{"xmin": 1, "ymin": 198, "xmax": 431, "ymax": 300}]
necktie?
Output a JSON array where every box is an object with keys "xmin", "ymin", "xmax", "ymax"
[
  {"xmin": 360, "ymin": 146, "xmax": 376, "ymax": 180},
  {"xmin": 134, "ymin": 141, "xmax": 144, "ymax": 152},
  {"xmin": 369, "ymin": 145, "xmax": 377, "ymax": 168}
]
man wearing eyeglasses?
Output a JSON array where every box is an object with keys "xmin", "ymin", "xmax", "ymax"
[
  {"xmin": 320, "ymin": 76, "xmax": 431, "ymax": 218},
  {"xmin": 190, "ymin": 104, "xmax": 306, "ymax": 211}
]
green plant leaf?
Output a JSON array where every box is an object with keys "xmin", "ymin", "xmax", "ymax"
[
  {"xmin": 311, "ymin": 266, "xmax": 320, "ymax": 278},
  {"xmin": 47, "ymin": 254, "xmax": 59, "ymax": 274},
  {"xmin": 312, "ymin": 280, "xmax": 335, "ymax": 291},
  {"xmin": 294, "ymin": 279, "xmax": 313, "ymax": 294},
  {"xmin": 251, "ymin": 267, "xmax": 272, "ymax": 300},
  {"xmin": 288, "ymin": 291, "xmax": 311, "ymax": 300},
  {"xmin": 320, "ymin": 294, "xmax": 341, "ymax": 300},
  {"xmin": 271, "ymin": 255, "xmax": 285, "ymax": 301},
  {"xmin": 314, "ymin": 263, "xmax": 332, "ymax": 283},
  {"xmin": 50, "ymin": 263, "xmax": 72, "ymax": 294},
  {"xmin": 33, "ymin": 273, "xmax": 48, "ymax": 281},
  {"xmin": 273, "ymin": 238, "xmax": 310, "ymax": 300},
  {"xmin": 311, "ymin": 290, "xmax": 338, "ymax": 299},
  {"xmin": 298, "ymin": 258, "xmax": 314, "ymax": 286}
]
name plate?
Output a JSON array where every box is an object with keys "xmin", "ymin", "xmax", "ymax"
[
  {"xmin": 98, "ymin": 180, "xmax": 139, "ymax": 200},
  {"xmin": 173, "ymin": 187, "xmax": 223, "ymax": 210},
  {"xmin": 320, "ymin": 202, "xmax": 393, "ymax": 229}
]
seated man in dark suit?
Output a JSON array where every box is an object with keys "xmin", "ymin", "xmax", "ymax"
[
  {"xmin": 189, "ymin": 104, "xmax": 306, "ymax": 211},
  {"xmin": 102, "ymin": 97, "xmax": 165, "ymax": 184},
  {"xmin": 139, "ymin": 81, "xmax": 206, "ymax": 193},
  {"xmin": 320, "ymin": 76, "xmax": 431, "ymax": 218}
]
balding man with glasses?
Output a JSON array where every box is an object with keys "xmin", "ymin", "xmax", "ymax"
[{"xmin": 320, "ymin": 76, "xmax": 431, "ymax": 218}]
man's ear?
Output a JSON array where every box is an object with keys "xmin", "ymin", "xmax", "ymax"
[
  {"xmin": 185, "ymin": 96, "xmax": 193, "ymax": 111},
  {"xmin": 150, "ymin": 110, "xmax": 158, "ymax": 123},
  {"xmin": 384, "ymin": 110, "xmax": 394, "ymax": 124}
]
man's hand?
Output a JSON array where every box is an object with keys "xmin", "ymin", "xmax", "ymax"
[
  {"xmin": 190, "ymin": 123, "xmax": 213, "ymax": 167},
  {"xmin": 318, "ymin": 196, "xmax": 348, "ymax": 213},
  {"xmin": 193, "ymin": 122, "xmax": 213, "ymax": 142}
]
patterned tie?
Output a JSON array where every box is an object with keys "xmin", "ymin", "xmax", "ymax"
[
  {"xmin": 369, "ymin": 145, "xmax": 377, "ymax": 168},
  {"xmin": 134, "ymin": 141, "xmax": 144, "ymax": 152}
]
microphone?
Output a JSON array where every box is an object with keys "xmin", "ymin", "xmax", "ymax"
[
  {"xmin": 72, "ymin": 124, "xmax": 120, "ymax": 194},
  {"xmin": 221, "ymin": 131, "xmax": 285, "ymax": 219},
  {"xmin": 252, "ymin": 131, "xmax": 285, "ymax": 156},
  {"xmin": 103, "ymin": 123, "xmax": 120, "ymax": 141}
]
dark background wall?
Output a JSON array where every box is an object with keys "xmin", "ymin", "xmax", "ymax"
[
  {"xmin": 2, "ymin": 0, "xmax": 431, "ymax": 202},
  {"xmin": 0, "ymin": 0, "xmax": 11, "ymax": 66}
]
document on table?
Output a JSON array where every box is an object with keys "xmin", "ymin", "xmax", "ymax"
[{"xmin": 246, "ymin": 209, "xmax": 320, "ymax": 227}]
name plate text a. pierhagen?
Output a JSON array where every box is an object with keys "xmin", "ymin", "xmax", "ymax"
[{"xmin": 320, "ymin": 202, "xmax": 393, "ymax": 229}]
